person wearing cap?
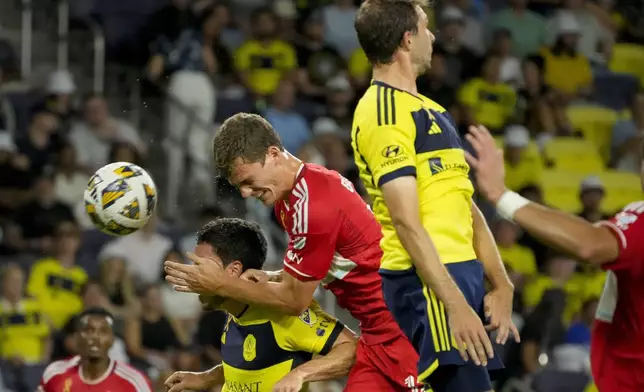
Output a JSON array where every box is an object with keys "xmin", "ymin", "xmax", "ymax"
[
  {"xmin": 458, "ymin": 54, "xmax": 517, "ymax": 132},
  {"xmin": 540, "ymin": 12, "xmax": 592, "ymax": 105},
  {"xmin": 324, "ymin": 75, "xmax": 354, "ymax": 132},
  {"xmin": 578, "ymin": 176, "xmax": 610, "ymax": 223},
  {"xmin": 503, "ymin": 125, "xmax": 544, "ymax": 192}
]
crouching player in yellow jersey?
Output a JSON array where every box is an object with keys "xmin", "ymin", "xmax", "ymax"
[
  {"xmin": 352, "ymin": 1, "xmax": 519, "ymax": 391},
  {"xmin": 164, "ymin": 218, "xmax": 357, "ymax": 392}
]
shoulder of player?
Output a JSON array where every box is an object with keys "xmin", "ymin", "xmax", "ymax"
[
  {"xmin": 113, "ymin": 361, "xmax": 152, "ymax": 391},
  {"xmin": 42, "ymin": 356, "xmax": 81, "ymax": 384}
]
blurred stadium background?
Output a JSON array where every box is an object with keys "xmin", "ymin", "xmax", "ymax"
[{"xmin": 1, "ymin": 0, "xmax": 643, "ymax": 390}]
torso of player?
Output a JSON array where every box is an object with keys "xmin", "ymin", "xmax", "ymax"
[
  {"xmin": 351, "ymin": 81, "xmax": 476, "ymax": 271},
  {"xmin": 219, "ymin": 303, "xmax": 337, "ymax": 392},
  {"xmin": 592, "ymin": 202, "xmax": 644, "ymax": 368},
  {"xmin": 40, "ymin": 356, "xmax": 151, "ymax": 392},
  {"xmin": 275, "ymin": 163, "xmax": 402, "ymax": 343}
]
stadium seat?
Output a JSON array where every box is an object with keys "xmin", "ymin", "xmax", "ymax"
[
  {"xmin": 566, "ymin": 106, "xmax": 618, "ymax": 162},
  {"xmin": 540, "ymin": 170, "xmax": 587, "ymax": 213},
  {"xmin": 543, "ymin": 138, "xmax": 604, "ymax": 175},
  {"xmin": 494, "ymin": 137, "xmax": 542, "ymax": 161},
  {"xmin": 598, "ymin": 170, "xmax": 643, "ymax": 214},
  {"xmin": 592, "ymin": 72, "xmax": 639, "ymax": 111},
  {"xmin": 609, "ymin": 43, "xmax": 644, "ymax": 87}
]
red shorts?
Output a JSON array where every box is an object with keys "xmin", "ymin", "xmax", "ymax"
[
  {"xmin": 594, "ymin": 354, "xmax": 644, "ymax": 392},
  {"xmin": 345, "ymin": 335, "xmax": 423, "ymax": 392}
]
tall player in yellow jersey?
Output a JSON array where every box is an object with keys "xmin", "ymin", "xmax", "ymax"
[{"xmin": 352, "ymin": 1, "xmax": 519, "ymax": 391}]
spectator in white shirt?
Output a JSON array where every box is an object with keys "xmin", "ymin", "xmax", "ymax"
[
  {"xmin": 53, "ymin": 143, "xmax": 89, "ymax": 210},
  {"xmin": 68, "ymin": 95, "xmax": 146, "ymax": 172},
  {"xmin": 99, "ymin": 215, "xmax": 173, "ymax": 285}
]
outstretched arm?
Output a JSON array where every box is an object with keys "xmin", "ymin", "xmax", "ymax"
[
  {"xmin": 465, "ymin": 125, "xmax": 619, "ymax": 265},
  {"xmin": 289, "ymin": 327, "xmax": 357, "ymax": 383}
]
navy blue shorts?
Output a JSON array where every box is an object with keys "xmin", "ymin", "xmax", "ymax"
[{"xmin": 380, "ymin": 260, "xmax": 504, "ymax": 392}]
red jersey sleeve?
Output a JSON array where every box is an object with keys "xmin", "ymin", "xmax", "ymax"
[
  {"xmin": 596, "ymin": 201, "xmax": 644, "ymax": 274},
  {"xmin": 282, "ymin": 182, "xmax": 341, "ymax": 282}
]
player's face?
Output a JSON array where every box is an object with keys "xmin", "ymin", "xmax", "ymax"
[
  {"xmin": 78, "ymin": 315, "xmax": 114, "ymax": 360},
  {"xmin": 194, "ymin": 243, "xmax": 242, "ymax": 308},
  {"xmin": 229, "ymin": 150, "xmax": 283, "ymax": 206},
  {"xmin": 411, "ymin": 5, "xmax": 434, "ymax": 74}
]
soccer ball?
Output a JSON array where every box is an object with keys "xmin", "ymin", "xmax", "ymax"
[{"xmin": 84, "ymin": 162, "xmax": 157, "ymax": 236}]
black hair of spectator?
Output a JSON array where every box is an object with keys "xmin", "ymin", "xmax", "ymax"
[
  {"xmin": 199, "ymin": 1, "xmax": 229, "ymax": 26},
  {"xmin": 196, "ymin": 217, "xmax": 267, "ymax": 272},
  {"xmin": 109, "ymin": 142, "xmax": 141, "ymax": 165},
  {"xmin": 524, "ymin": 54, "xmax": 545, "ymax": 71},
  {"xmin": 250, "ymin": 6, "xmax": 277, "ymax": 24},
  {"xmin": 355, "ymin": 0, "xmax": 429, "ymax": 65},
  {"xmin": 212, "ymin": 113, "xmax": 284, "ymax": 177},
  {"xmin": 78, "ymin": 307, "xmax": 115, "ymax": 326},
  {"xmin": 136, "ymin": 282, "xmax": 160, "ymax": 298}
]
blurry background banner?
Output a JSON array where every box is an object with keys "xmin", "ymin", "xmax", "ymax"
[{"xmin": 0, "ymin": 0, "xmax": 643, "ymax": 391}]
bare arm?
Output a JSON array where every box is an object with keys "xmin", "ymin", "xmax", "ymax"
[
  {"xmin": 471, "ymin": 202, "xmax": 513, "ymax": 290},
  {"xmin": 381, "ymin": 176, "xmax": 468, "ymax": 310},
  {"xmin": 290, "ymin": 327, "xmax": 357, "ymax": 383},
  {"xmin": 502, "ymin": 202, "xmax": 619, "ymax": 265},
  {"xmin": 216, "ymin": 272, "xmax": 318, "ymax": 315}
]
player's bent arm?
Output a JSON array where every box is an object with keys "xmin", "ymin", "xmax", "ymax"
[
  {"xmin": 381, "ymin": 176, "xmax": 469, "ymax": 310},
  {"xmin": 289, "ymin": 327, "xmax": 357, "ymax": 383},
  {"xmin": 498, "ymin": 194, "xmax": 619, "ymax": 264},
  {"xmin": 471, "ymin": 202, "xmax": 513, "ymax": 290},
  {"xmin": 217, "ymin": 272, "xmax": 318, "ymax": 315}
]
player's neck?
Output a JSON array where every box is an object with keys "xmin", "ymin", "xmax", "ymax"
[
  {"xmin": 372, "ymin": 62, "xmax": 418, "ymax": 95},
  {"xmin": 221, "ymin": 300, "xmax": 248, "ymax": 318},
  {"xmin": 280, "ymin": 152, "xmax": 304, "ymax": 200},
  {"xmin": 80, "ymin": 357, "xmax": 112, "ymax": 382}
]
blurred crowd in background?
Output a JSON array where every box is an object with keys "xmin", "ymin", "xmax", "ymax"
[{"xmin": 1, "ymin": 0, "xmax": 644, "ymax": 391}]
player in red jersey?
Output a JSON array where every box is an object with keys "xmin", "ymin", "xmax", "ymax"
[
  {"xmin": 39, "ymin": 308, "xmax": 152, "ymax": 392},
  {"xmin": 465, "ymin": 125, "xmax": 644, "ymax": 392},
  {"xmin": 164, "ymin": 113, "xmax": 423, "ymax": 391}
]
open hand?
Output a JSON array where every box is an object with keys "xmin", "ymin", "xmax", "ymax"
[
  {"xmin": 164, "ymin": 252, "xmax": 228, "ymax": 295},
  {"xmin": 484, "ymin": 288, "xmax": 520, "ymax": 345},
  {"xmin": 447, "ymin": 300, "xmax": 495, "ymax": 366},
  {"xmin": 164, "ymin": 371, "xmax": 215, "ymax": 392}
]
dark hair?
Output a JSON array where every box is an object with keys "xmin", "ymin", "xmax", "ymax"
[
  {"xmin": 212, "ymin": 113, "xmax": 284, "ymax": 178},
  {"xmin": 80, "ymin": 279, "xmax": 104, "ymax": 297},
  {"xmin": 78, "ymin": 307, "xmax": 115, "ymax": 326},
  {"xmin": 355, "ymin": 0, "xmax": 428, "ymax": 65},
  {"xmin": 196, "ymin": 218, "xmax": 267, "ymax": 271},
  {"xmin": 250, "ymin": 6, "xmax": 276, "ymax": 24},
  {"xmin": 109, "ymin": 142, "xmax": 141, "ymax": 165}
]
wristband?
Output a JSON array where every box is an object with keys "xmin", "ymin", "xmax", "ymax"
[{"xmin": 496, "ymin": 190, "xmax": 531, "ymax": 220}]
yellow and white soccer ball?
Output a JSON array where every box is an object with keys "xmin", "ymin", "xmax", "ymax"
[{"xmin": 84, "ymin": 162, "xmax": 157, "ymax": 236}]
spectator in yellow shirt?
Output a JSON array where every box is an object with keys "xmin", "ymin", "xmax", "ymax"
[
  {"xmin": 458, "ymin": 54, "xmax": 517, "ymax": 133},
  {"xmin": 27, "ymin": 221, "xmax": 87, "ymax": 329},
  {"xmin": 541, "ymin": 12, "xmax": 592, "ymax": 106},
  {"xmin": 1, "ymin": 264, "xmax": 50, "ymax": 392},
  {"xmin": 494, "ymin": 219, "xmax": 537, "ymax": 282},
  {"xmin": 234, "ymin": 7, "xmax": 297, "ymax": 98},
  {"xmin": 503, "ymin": 125, "xmax": 543, "ymax": 191}
]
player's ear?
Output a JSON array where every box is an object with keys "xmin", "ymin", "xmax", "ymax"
[
  {"xmin": 401, "ymin": 31, "xmax": 413, "ymax": 51},
  {"xmin": 229, "ymin": 261, "xmax": 243, "ymax": 277}
]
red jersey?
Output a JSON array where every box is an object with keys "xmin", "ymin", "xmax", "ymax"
[
  {"xmin": 592, "ymin": 201, "xmax": 644, "ymax": 391},
  {"xmin": 39, "ymin": 356, "xmax": 152, "ymax": 392},
  {"xmin": 276, "ymin": 163, "xmax": 402, "ymax": 344}
]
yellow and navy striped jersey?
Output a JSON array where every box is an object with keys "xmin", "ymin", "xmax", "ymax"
[
  {"xmin": 26, "ymin": 258, "xmax": 87, "ymax": 329},
  {"xmin": 351, "ymin": 80, "xmax": 477, "ymax": 271},
  {"xmin": 220, "ymin": 300, "xmax": 343, "ymax": 392},
  {"xmin": 0, "ymin": 298, "xmax": 50, "ymax": 362}
]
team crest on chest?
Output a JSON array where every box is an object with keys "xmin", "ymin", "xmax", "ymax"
[
  {"xmin": 299, "ymin": 308, "xmax": 317, "ymax": 326},
  {"xmin": 243, "ymin": 334, "xmax": 257, "ymax": 361}
]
